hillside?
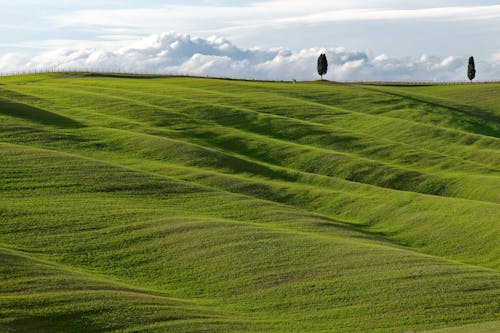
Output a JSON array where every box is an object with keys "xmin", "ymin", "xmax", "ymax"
[{"xmin": 0, "ymin": 74, "xmax": 499, "ymax": 333}]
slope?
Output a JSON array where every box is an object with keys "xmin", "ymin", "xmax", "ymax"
[{"xmin": 0, "ymin": 74, "xmax": 499, "ymax": 332}]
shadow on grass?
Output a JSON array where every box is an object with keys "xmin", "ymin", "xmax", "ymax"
[
  {"xmin": 3, "ymin": 313, "xmax": 108, "ymax": 333},
  {"xmin": 363, "ymin": 86, "xmax": 500, "ymax": 138},
  {"xmin": 313, "ymin": 220, "xmax": 404, "ymax": 248},
  {"xmin": 0, "ymin": 99, "xmax": 84, "ymax": 129}
]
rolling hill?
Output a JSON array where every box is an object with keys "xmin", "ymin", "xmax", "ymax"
[{"xmin": 0, "ymin": 73, "xmax": 499, "ymax": 333}]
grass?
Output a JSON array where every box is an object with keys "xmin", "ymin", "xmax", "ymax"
[{"xmin": 0, "ymin": 73, "xmax": 499, "ymax": 332}]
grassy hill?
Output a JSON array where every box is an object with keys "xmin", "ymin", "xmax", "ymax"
[{"xmin": 0, "ymin": 73, "xmax": 498, "ymax": 333}]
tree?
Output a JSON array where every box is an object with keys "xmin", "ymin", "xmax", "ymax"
[
  {"xmin": 468, "ymin": 56, "xmax": 476, "ymax": 82},
  {"xmin": 317, "ymin": 53, "xmax": 328, "ymax": 80}
]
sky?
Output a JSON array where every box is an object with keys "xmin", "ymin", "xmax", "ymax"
[{"xmin": 1, "ymin": 0, "xmax": 500, "ymax": 81}]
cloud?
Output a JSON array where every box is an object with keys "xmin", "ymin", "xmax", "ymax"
[
  {"xmin": 275, "ymin": 5, "xmax": 500, "ymax": 25},
  {"xmin": 1, "ymin": 32, "xmax": 499, "ymax": 81},
  {"xmin": 51, "ymin": 3, "xmax": 500, "ymax": 34},
  {"xmin": 491, "ymin": 51, "xmax": 500, "ymax": 63},
  {"xmin": 0, "ymin": 54, "xmax": 30, "ymax": 73}
]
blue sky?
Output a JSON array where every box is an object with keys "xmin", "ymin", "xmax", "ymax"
[{"xmin": 1, "ymin": 0, "xmax": 500, "ymax": 80}]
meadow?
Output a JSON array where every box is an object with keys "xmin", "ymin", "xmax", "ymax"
[{"xmin": 0, "ymin": 73, "xmax": 499, "ymax": 332}]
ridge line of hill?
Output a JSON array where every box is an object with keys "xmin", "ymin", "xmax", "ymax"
[
  {"xmin": 3, "ymin": 84, "xmax": 499, "ymax": 204},
  {"xmin": 0, "ymin": 245, "xmax": 201, "ymax": 301},
  {"xmin": 5, "ymin": 80, "xmax": 500, "ymax": 177},
  {"xmin": 2, "ymin": 141, "xmax": 499, "ymax": 272},
  {"xmin": 51, "ymin": 80, "xmax": 500, "ymax": 173},
  {"xmin": 53, "ymin": 78, "xmax": 500, "ymax": 143},
  {"xmin": 359, "ymin": 85, "xmax": 500, "ymax": 136}
]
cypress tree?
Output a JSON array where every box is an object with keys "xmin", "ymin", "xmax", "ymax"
[
  {"xmin": 467, "ymin": 56, "xmax": 476, "ymax": 82},
  {"xmin": 317, "ymin": 54, "xmax": 328, "ymax": 80}
]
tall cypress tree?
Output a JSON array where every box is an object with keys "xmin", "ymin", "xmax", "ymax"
[
  {"xmin": 468, "ymin": 56, "xmax": 476, "ymax": 82},
  {"xmin": 317, "ymin": 54, "xmax": 328, "ymax": 80}
]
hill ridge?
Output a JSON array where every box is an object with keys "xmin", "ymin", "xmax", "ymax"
[{"xmin": 1, "ymin": 74, "xmax": 499, "ymax": 333}]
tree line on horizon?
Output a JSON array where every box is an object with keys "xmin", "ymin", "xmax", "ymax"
[{"xmin": 317, "ymin": 54, "xmax": 477, "ymax": 82}]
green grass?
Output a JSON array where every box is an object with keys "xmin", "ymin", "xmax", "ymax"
[{"xmin": 0, "ymin": 74, "xmax": 499, "ymax": 332}]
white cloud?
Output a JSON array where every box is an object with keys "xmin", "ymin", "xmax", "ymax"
[
  {"xmin": 491, "ymin": 51, "xmax": 500, "ymax": 63},
  {"xmin": 51, "ymin": 3, "xmax": 500, "ymax": 33},
  {"xmin": 274, "ymin": 5, "xmax": 500, "ymax": 25},
  {"xmin": 0, "ymin": 54, "xmax": 30, "ymax": 73},
  {"xmin": 1, "ymin": 32, "xmax": 499, "ymax": 81}
]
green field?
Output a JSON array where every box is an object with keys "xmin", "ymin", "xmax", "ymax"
[{"xmin": 0, "ymin": 73, "xmax": 499, "ymax": 332}]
